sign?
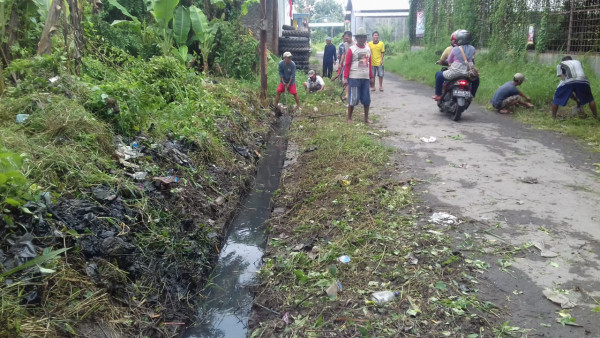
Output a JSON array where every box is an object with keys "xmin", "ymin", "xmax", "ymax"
[
  {"xmin": 527, "ymin": 24, "xmax": 534, "ymax": 45},
  {"xmin": 416, "ymin": 11, "xmax": 425, "ymax": 38}
]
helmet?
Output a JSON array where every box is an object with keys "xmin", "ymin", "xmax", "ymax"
[
  {"xmin": 450, "ymin": 30, "xmax": 459, "ymax": 46},
  {"xmin": 455, "ymin": 29, "xmax": 472, "ymax": 46}
]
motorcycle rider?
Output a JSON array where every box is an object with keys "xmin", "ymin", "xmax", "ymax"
[
  {"xmin": 432, "ymin": 30, "xmax": 479, "ymax": 101},
  {"xmin": 436, "ymin": 30, "xmax": 458, "ymax": 66}
]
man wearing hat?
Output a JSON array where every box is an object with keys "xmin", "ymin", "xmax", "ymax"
[
  {"xmin": 490, "ymin": 73, "xmax": 533, "ymax": 114},
  {"xmin": 275, "ymin": 51, "xmax": 301, "ymax": 108},
  {"xmin": 344, "ymin": 27, "xmax": 374, "ymax": 123},
  {"xmin": 323, "ymin": 37, "xmax": 337, "ymax": 79},
  {"xmin": 303, "ymin": 70, "xmax": 325, "ymax": 93}
]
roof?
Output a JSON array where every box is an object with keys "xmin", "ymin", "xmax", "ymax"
[{"xmin": 348, "ymin": 0, "xmax": 409, "ymax": 12}]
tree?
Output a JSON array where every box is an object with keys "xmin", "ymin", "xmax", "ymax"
[{"xmin": 312, "ymin": 0, "xmax": 343, "ymax": 22}]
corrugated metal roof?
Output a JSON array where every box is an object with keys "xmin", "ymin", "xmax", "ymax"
[{"xmin": 350, "ymin": 0, "xmax": 409, "ymax": 12}]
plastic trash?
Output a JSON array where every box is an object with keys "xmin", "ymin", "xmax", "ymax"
[
  {"xmin": 338, "ymin": 255, "xmax": 351, "ymax": 263},
  {"xmin": 430, "ymin": 212, "xmax": 460, "ymax": 226},
  {"xmin": 371, "ymin": 290, "xmax": 401, "ymax": 305},
  {"xmin": 16, "ymin": 114, "xmax": 30, "ymax": 124},
  {"xmin": 420, "ymin": 136, "xmax": 437, "ymax": 143}
]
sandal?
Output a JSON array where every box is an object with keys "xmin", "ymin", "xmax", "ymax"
[{"xmin": 498, "ymin": 109, "xmax": 510, "ymax": 114}]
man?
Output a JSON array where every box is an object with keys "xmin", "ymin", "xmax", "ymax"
[
  {"xmin": 490, "ymin": 73, "xmax": 533, "ymax": 114},
  {"xmin": 336, "ymin": 32, "xmax": 351, "ymax": 84},
  {"xmin": 323, "ymin": 37, "xmax": 337, "ymax": 79},
  {"xmin": 344, "ymin": 27, "xmax": 373, "ymax": 124},
  {"xmin": 368, "ymin": 31, "xmax": 385, "ymax": 91},
  {"xmin": 274, "ymin": 51, "xmax": 301, "ymax": 108},
  {"xmin": 338, "ymin": 31, "xmax": 353, "ymax": 94},
  {"xmin": 551, "ymin": 56, "xmax": 598, "ymax": 119},
  {"xmin": 303, "ymin": 70, "xmax": 325, "ymax": 93}
]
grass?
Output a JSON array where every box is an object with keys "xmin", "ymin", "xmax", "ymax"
[
  {"xmin": 385, "ymin": 49, "xmax": 600, "ymax": 151},
  {"xmin": 250, "ymin": 78, "xmax": 504, "ymax": 336}
]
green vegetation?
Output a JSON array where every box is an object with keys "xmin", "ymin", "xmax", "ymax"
[
  {"xmin": 386, "ymin": 49, "xmax": 600, "ymax": 151},
  {"xmin": 0, "ymin": 0, "xmax": 274, "ymax": 336},
  {"xmin": 250, "ymin": 79, "xmax": 503, "ymax": 336}
]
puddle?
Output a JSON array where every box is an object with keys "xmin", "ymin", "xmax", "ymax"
[{"xmin": 184, "ymin": 116, "xmax": 290, "ymax": 337}]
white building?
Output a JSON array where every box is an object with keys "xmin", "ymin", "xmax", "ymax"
[{"xmin": 345, "ymin": 0, "xmax": 410, "ymax": 41}]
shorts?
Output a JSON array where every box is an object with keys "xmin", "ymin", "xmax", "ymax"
[
  {"xmin": 493, "ymin": 95, "xmax": 520, "ymax": 110},
  {"xmin": 277, "ymin": 83, "xmax": 297, "ymax": 94},
  {"xmin": 348, "ymin": 78, "xmax": 371, "ymax": 107},
  {"xmin": 308, "ymin": 82, "xmax": 322, "ymax": 92},
  {"xmin": 553, "ymin": 82, "xmax": 594, "ymax": 106},
  {"xmin": 372, "ymin": 65, "xmax": 384, "ymax": 78}
]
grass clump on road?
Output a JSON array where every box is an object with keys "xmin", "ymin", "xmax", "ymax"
[
  {"xmin": 250, "ymin": 83, "xmax": 500, "ymax": 336},
  {"xmin": 386, "ymin": 50, "xmax": 600, "ymax": 151}
]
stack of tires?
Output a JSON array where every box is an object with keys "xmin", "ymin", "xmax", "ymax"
[{"xmin": 279, "ymin": 25, "xmax": 311, "ymax": 71}]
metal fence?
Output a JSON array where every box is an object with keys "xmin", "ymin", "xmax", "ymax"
[{"xmin": 410, "ymin": 0, "xmax": 600, "ymax": 53}]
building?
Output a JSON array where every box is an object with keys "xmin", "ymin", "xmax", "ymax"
[{"xmin": 345, "ymin": 0, "xmax": 410, "ymax": 41}]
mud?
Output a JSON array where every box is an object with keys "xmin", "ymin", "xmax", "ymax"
[{"xmin": 373, "ymin": 72, "xmax": 600, "ymax": 335}]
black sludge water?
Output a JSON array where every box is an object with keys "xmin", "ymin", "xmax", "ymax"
[{"xmin": 184, "ymin": 116, "xmax": 290, "ymax": 338}]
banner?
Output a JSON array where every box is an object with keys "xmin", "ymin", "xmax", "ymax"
[
  {"xmin": 416, "ymin": 11, "xmax": 425, "ymax": 38},
  {"xmin": 527, "ymin": 24, "xmax": 534, "ymax": 45}
]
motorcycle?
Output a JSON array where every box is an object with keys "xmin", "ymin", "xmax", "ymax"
[{"xmin": 436, "ymin": 62, "xmax": 473, "ymax": 121}]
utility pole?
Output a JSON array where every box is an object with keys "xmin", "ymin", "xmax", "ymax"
[{"xmin": 259, "ymin": 0, "xmax": 268, "ymax": 104}]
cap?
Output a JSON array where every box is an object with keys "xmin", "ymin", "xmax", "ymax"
[
  {"xmin": 326, "ymin": 37, "xmax": 332, "ymax": 41},
  {"xmin": 308, "ymin": 70, "xmax": 315, "ymax": 76},
  {"xmin": 355, "ymin": 27, "xmax": 367, "ymax": 36},
  {"xmin": 514, "ymin": 73, "xmax": 527, "ymax": 82},
  {"xmin": 283, "ymin": 51, "xmax": 292, "ymax": 58}
]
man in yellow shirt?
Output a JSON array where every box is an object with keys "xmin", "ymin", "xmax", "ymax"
[{"xmin": 368, "ymin": 31, "xmax": 385, "ymax": 91}]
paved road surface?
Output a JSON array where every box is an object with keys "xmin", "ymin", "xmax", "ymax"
[{"xmin": 370, "ymin": 72, "xmax": 600, "ymax": 336}]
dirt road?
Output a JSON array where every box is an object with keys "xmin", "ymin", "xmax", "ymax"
[{"xmin": 372, "ymin": 73, "xmax": 600, "ymax": 336}]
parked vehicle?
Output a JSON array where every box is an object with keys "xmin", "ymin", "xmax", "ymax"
[{"xmin": 437, "ymin": 75, "xmax": 473, "ymax": 121}]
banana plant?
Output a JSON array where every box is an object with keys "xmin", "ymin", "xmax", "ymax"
[
  {"xmin": 149, "ymin": 0, "xmax": 180, "ymax": 55},
  {"xmin": 172, "ymin": 5, "xmax": 191, "ymax": 63},
  {"xmin": 189, "ymin": 5, "xmax": 215, "ymax": 73}
]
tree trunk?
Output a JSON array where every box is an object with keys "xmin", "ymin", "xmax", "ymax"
[
  {"xmin": 37, "ymin": 0, "xmax": 63, "ymax": 55},
  {"xmin": 6, "ymin": 2, "xmax": 19, "ymax": 60},
  {"xmin": 67, "ymin": 0, "xmax": 85, "ymax": 74}
]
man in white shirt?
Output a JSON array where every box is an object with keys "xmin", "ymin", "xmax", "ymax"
[
  {"xmin": 303, "ymin": 70, "xmax": 325, "ymax": 93},
  {"xmin": 551, "ymin": 56, "xmax": 597, "ymax": 119}
]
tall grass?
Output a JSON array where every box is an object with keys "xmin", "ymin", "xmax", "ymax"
[{"xmin": 386, "ymin": 49, "xmax": 600, "ymax": 150}]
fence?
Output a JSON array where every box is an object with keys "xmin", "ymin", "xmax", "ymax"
[{"xmin": 409, "ymin": 0, "xmax": 600, "ymax": 54}]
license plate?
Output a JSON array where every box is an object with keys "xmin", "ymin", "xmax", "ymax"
[{"xmin": 453, "ymin": 90, "xmax": 471, "ymax": 98}]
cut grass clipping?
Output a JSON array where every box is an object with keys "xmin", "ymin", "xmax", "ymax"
[{"xmin": 250, "ymin": 82, "xmax": 499, "ymax": 336}]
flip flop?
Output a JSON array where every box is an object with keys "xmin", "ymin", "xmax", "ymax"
[
  {"xmin": 498, "ymin": 109, "xmax": 510, "ymax": 114},
  {"xmin": 379, "ymin": 88, "xmax": 384, "ymax": 92},
  {"xmin": 370, "ymin": 88, "xmax": 376, "ymax": 92}
]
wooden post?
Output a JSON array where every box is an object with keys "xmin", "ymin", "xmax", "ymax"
[
  {"xmin": 567, "ymin": 0, "xmax": 574, "ymax": 52},
  {"xmin": 272, "ymin": 0, "xmax": 278, "ymax": 54},
  {"xmin": 37, "ymin": 0, "xmax": 63, "ymax": 55},
  {"xmin": 259, "ymin": 0, "xmax": 268, "ymax": 104}
]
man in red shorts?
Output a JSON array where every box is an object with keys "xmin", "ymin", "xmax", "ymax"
[{"xmin": 274, "ymin": 51, "xmax": 301, "ymax": 109}]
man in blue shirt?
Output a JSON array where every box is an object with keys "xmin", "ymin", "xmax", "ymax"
[
  {"xmin": 490, "ymin": 73, "xmax": 533, "ymax": 114},
  {"xmin": 274, "ymin": 51, "xmax": 301, "ymax": 108},
  {"xmin": 323, "ymin": 37, "xmax": 337, "ymax": 78}
]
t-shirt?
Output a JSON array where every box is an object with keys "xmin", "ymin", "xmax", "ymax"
[
  {"xmin": 447, "ymin": 45, "xmax": 475, "ymax": 65},
  {"xmin": 490, "ymin": 81, "xmax": 519, "ymax": 108},
  {"xmin": 439, "ymin": 46, "xmax": 453, "ymax": 63},
  {"xmin": 340, "ymin": 41, "xmax": 353, "ymax": 67},
  {"xmin": 323, "ymin": 44, "xmax": 337, "ymax": 64},
  {"xmin": 278, "ymin": 60, "xmax": 296, "ymax": 85},
  {"xmin": 307, "ymin": 75, "xmax": 324, "ymax": 87},
  {"xmin": 344, "ymin": 44, "xmax": 372, "ymax": 80},
  {"xmin": 368, "ymin": 41, "xmax": 385, "ymax": 66},
  {"xmin": 557, "ymin": 60, "xmax": 589, "ymax": 86}
]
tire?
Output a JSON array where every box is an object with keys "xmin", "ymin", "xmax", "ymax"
[
  {"xmin": 282, "ymin": 30, "xmax": 311, "ymax": 38},
  {"xmin": 284, "ymin": 47, "xmax": 311, "ymax": 53},
  {"xmin": 279, "ymin": 36, "xmax": 310, "ymax": 43},
  {"xmin": 452, "ymin": 106, "xmax": 465, "ymax": 121},
  {"xmin": 282, "ymin": 25, "xmax": 295, "ymax": 31},
  {"xmin": 278, "ymin": 41, "xmax": 310, "ymax": 49}
]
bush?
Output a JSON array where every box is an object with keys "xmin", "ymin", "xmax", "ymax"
[{"xmin": 210, "ymin": 20, "xmax": 258, "ymax": 79}]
